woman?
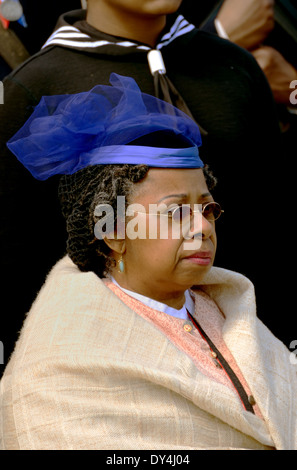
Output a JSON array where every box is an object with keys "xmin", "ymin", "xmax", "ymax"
[{"xmin": 1, "ymin": 74, "xmax": 296, "ymax": 450}]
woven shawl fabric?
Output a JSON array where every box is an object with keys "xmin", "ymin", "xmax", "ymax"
[{"xmin": 0, "ymin": 257, "xmax": 296, "ymax": 450}]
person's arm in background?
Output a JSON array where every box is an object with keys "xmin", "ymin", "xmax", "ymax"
[
  {"xmin": 181, "ymin": 0, "xmax": 296, "ymax": 104},
  {"xmin": 193, "ymin": 0, "xmax": 274, "ymax": 41},
  {"xmin": 215, "ymin": 0, "xmax": 275, "ymax": 49},
  {"xmin": 250, "ymin": 45, "xmax": 297, "ymax": 105},
  {"xmin": 213, "ymin": 0, "xmax": 297, "ymax": 106},
  {"xmin": 189, "ymin": 0, "xmax": 297, "ymax": 106}
]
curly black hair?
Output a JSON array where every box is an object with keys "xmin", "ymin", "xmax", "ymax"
[{"xmin": 58, "ymin": 164, "xmax": 217, "ymax": 278}]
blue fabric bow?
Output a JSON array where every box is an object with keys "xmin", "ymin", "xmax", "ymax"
[{"xmin": 7, "ymin": 73, "xmax": 203, "ymax": 180}]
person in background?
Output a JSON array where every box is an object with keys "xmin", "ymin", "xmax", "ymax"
[
  {"xmin": 179, "ymin": 0, "xmax": 297, "ymax": 355},
  {"xmin": 0, "ymin": 0, "xmax": 284, "ymax": 379},
  {"xmin": 186, "ymin": 0, "xmax": 297, "ymax": 107},
  {"xmin": 180, "ymin": 0, "xmax": 297, "ymax": 172},
  {"xmin": 0, "ymin": 0, "xmax": 82, "ymax": 79}
]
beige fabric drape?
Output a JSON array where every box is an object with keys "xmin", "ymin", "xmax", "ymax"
[{"xmin": 0, "ymin": 256, "xmax": 296, "ymax": 450}]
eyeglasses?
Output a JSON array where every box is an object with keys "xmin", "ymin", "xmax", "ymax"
[{"xmin": 132, "ymin": 202, "xmax": 224, "ymax": 225}]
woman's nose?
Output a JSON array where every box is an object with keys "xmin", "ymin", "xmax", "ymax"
[
  {"xmin": 181, "ymin": 212, "xmax": 214, "ymax": 251},
  {"xmin": 188, "ymin": 211, "xmax": 214, "ymax": 241}
]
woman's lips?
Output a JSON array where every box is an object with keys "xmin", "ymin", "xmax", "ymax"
[{"xmin": 183, "ymin": 251, "xmax": 213, "ymax": 266}]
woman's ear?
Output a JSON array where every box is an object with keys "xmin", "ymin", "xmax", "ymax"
[{"xmin": 103, "ymin": 236, "xmax": 126, "ymax": 255}]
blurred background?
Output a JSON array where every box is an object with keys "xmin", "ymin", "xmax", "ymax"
[{"xmin": 0, "ymin": 0, "xmax": 82, "ymax": 79}]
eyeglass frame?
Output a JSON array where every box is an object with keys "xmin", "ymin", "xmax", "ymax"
[{"xmin": 130, "ymin": 201, "xmax": 224, "ymax": 225}]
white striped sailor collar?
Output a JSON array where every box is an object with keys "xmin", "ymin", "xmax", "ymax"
[{"xmin": 42, "ymin": 10, "xmax": 196, "ymax": 53}]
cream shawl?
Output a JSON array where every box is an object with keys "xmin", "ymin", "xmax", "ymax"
[{"xmin": 0, "ymin": 256, "xmax": 296, "ymax": 450}]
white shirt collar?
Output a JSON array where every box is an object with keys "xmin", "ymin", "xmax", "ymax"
[{"xmin": 111, "ymin": 277, "xmax": 195, "ymax": 320}]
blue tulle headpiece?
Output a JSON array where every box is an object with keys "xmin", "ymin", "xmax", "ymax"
[{"xmin": 7, "ymin": 73, "xmax": 203, "ymax": 181}]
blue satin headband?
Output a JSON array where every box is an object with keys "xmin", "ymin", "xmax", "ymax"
[{"xmin": 7, "ymin": 73, "xmax": 204, "ymax": 181}]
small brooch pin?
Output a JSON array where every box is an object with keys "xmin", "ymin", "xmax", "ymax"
[{"xmin": 183, "ymin": 323, "xmax": 193, "ymax": 333}]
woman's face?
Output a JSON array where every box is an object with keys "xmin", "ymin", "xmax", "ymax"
[{"xmin": 111, "ymin": 168, "xmax": 218, "ymax": 307}]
